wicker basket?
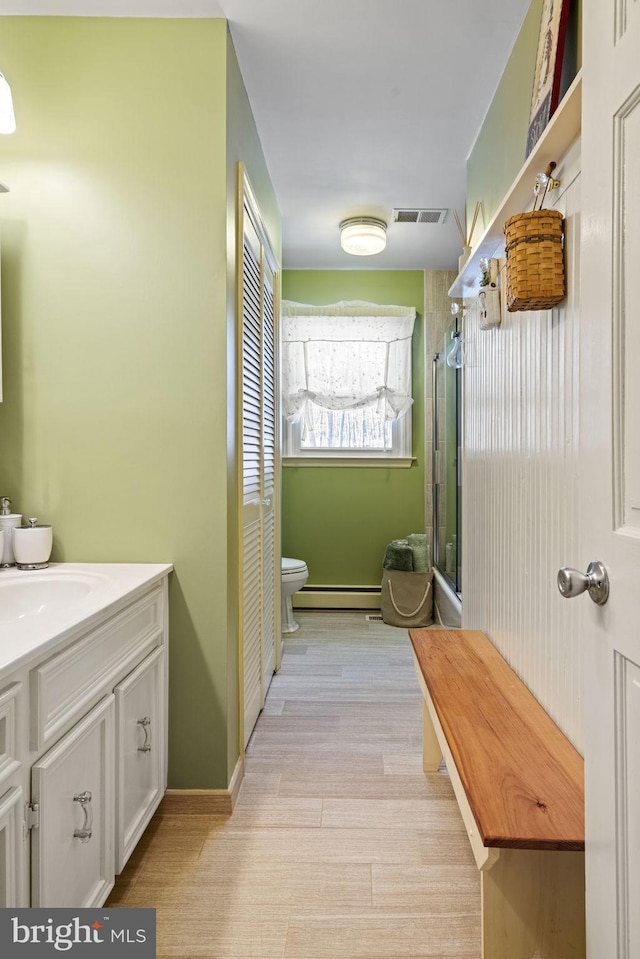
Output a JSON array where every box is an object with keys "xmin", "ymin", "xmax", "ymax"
[{"xmin": 504, "ymin": 209, "xmax": 565, "ymax": 312}]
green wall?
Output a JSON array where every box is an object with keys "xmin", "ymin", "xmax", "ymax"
[
  {"xmin": 0, "ymin": 17, "xmax": 279, "ymax": 789},
  {"xmin": 466, "ymin": 0, "xmax": 543, "ymax": 232},
  {"xmin": 467, "ymin": 0, "xmax": 582, "ymax": 233},
  {"xmin": 281, "ymin": 271, "xmax": 425, "ymax": 587}
]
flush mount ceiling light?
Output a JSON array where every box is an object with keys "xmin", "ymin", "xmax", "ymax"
[
  {"xmin": 339, "ymin": 217, "xmax": 387, "ymax": 256},
  {"xmin": 0, "ymin": 73, "xmax": 15, "ymax": 134}
]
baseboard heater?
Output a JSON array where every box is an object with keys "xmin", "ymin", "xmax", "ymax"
[{"xmin": 294, "ymin": 585, "xmax": 381, "ymax": 611}]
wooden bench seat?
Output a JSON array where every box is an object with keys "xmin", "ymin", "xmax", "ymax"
[{"xmin": 410, "ymin": 628, "xmax": 585, "ymax": 959}]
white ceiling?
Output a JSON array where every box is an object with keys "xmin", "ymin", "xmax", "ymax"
[{"xmin": 0, "ymin": 0, "xmax": 532, "ymax": 270}]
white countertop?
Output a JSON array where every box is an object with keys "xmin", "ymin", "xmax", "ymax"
[{"xmin": 0, "ymin": 562, "xmax": 173, "ymax": 681}]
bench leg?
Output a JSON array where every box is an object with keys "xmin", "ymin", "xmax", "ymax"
[
  {"xmin": 481, "ymin": 849, "xmax": 585, "ymax": 959},
  {"xmin": 422, "ymin": 700, "xmax": 443, "ymax": 772}
]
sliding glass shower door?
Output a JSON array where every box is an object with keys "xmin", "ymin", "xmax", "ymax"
[{"xmin": 433, "ymin": 320, "xmax": 462, "ymax": 594}]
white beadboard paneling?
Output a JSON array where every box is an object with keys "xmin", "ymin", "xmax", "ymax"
[{"xmin": 462, "ymin": 170, "xmax": 584, "ymax": 752}]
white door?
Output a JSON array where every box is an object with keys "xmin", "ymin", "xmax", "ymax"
[
  {"xmin": 239, "ymin": 167, "xmax": 279, "ymax": 749},
  {"xmin": 580, "ymin": 3, "xmax": 640, "ymax": 956},
  {"xmin": 260, "ymin": 256, "xmax": 277, "ymax": 689}
]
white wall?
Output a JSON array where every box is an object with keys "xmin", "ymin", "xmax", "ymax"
[{"xmin": 462, "ymin": 148, "xmax": 584, "ymax": 750}]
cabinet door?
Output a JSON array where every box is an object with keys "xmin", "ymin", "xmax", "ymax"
[
  {"xmin": 114, "ymin": 646, "xmax": 166, "ymax": 873},
  {"xmin": 31, "ymin": 695, "xmax": 114, "ymax": 907},
  {"xmin": 0, "ymin": 786, "xmax": 23, "ymax": 907}
]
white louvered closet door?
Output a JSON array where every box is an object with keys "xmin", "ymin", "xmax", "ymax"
[
  {"xmin": 239, "ymin": 171, "xmax": 279, "ymax": 749},
  {"xmin": 261, "ymin": 260, "xmax": 277, "ymax": 689}
]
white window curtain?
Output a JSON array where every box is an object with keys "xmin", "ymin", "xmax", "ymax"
[{"xmin": 281, "ymin": 301, "xmax": 416, "ymax": 446}]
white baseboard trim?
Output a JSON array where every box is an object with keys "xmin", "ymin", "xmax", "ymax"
[
  {"xmin": 228, "ymin": 754, "xmax": 245, "ymax": 807},
  {"xmin": 294, "ymin": 586, "xmax": 381, "ymax": 610},
  {"xmin": 162, "ymin": 756, "xmax": 245, "ymax": 815}
]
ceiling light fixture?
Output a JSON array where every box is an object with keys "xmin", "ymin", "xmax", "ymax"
[
  {"xmin": 339, "ymin": 217, "xmax": 387, "ymax": 256},
  {"xmin": 0, "ymin": 73, "xmax": 16, "ymax": 134}
]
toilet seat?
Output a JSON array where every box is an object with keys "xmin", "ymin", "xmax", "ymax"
[{"xmin": 282, "ymin": 557, "xmax": 307, "ymax": 575}]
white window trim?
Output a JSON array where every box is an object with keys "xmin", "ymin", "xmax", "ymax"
[
  {"xmin": 281, "ymin": 300, "xmax": 415, "ymax": 465},
  {"xmin": 283, "ymin": 412, "xmax": 413, "ymax": 466}
]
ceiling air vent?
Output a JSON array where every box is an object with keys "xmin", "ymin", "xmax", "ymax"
[{"xmin": 392, "ymin": 208, "xmax": 448, "ymax": 224}]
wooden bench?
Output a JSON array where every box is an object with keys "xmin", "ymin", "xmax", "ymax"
[{"xmin": 410, "ymin": 628, "xmax": 585, "ymax": 959}]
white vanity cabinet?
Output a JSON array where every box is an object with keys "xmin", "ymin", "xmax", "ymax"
[{"xmin": 0, "ymin": 563, "xmax": 171, "ymax": 908}]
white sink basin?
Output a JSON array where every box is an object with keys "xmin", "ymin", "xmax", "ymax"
[{"xmin": 0, "ymin": 570, "xmax": 106, "ymax": 622}]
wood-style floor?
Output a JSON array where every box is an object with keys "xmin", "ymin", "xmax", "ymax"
[{"xmin": 107, "ymin": 611, "xmax": 480, "ymax": 958}]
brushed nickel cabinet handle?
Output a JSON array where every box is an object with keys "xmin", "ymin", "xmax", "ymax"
[
  {"xmin": 73, "ymin": 790, "xmax": 93, "ymax": 843},
  {"xmin": 138, "ymin": 716, "xmax": 152, "ymax": 753}
]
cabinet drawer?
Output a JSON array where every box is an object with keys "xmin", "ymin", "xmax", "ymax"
[
  {"xmin": 0, "ymin": 683, "xmax": 21, "ymax": 792},
  {"xmin": 31, "ymin": 585, "xmax": 164, "ymax": 751}
]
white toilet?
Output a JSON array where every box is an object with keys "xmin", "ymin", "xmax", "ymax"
[{"xmin": 281, "ymin": 557, "xmax": 308, "ymax": 633}]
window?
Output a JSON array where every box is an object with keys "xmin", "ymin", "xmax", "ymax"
[{"xmin": 281, "ymin": 301, "xmax": 415, "ymax": 463}]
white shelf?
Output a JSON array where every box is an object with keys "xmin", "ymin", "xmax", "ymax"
[{"xmin": 449, "ymin": 71, "xmax": 582, "ymax": 299}]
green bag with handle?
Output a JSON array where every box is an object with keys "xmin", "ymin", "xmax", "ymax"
[{"xmin": 380, "ymin": 568, "xmax": 433, "ymax": 628}]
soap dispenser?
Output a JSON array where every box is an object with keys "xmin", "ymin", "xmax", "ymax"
[
  {"xmin": 0, "ymin": 496, "xmax": 22, "ymax": 567},
  {"xmin": 13, "ymin": 518, "xmax": 53, "ymax": 570}
]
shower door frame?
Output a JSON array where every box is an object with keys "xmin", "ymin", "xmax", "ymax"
[{"xmin": 432, "ymin": 324, "xmax": 462, "ymax": 597}]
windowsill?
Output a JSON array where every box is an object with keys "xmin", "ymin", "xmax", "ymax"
[{"xmin": 283, "ymin": 456, "xmax": 416, "ymax": 469}]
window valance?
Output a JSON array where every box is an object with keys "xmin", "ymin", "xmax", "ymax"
[{"xmin": 281, "ymin": 301, "xmax": 416, "ymax": 433}]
